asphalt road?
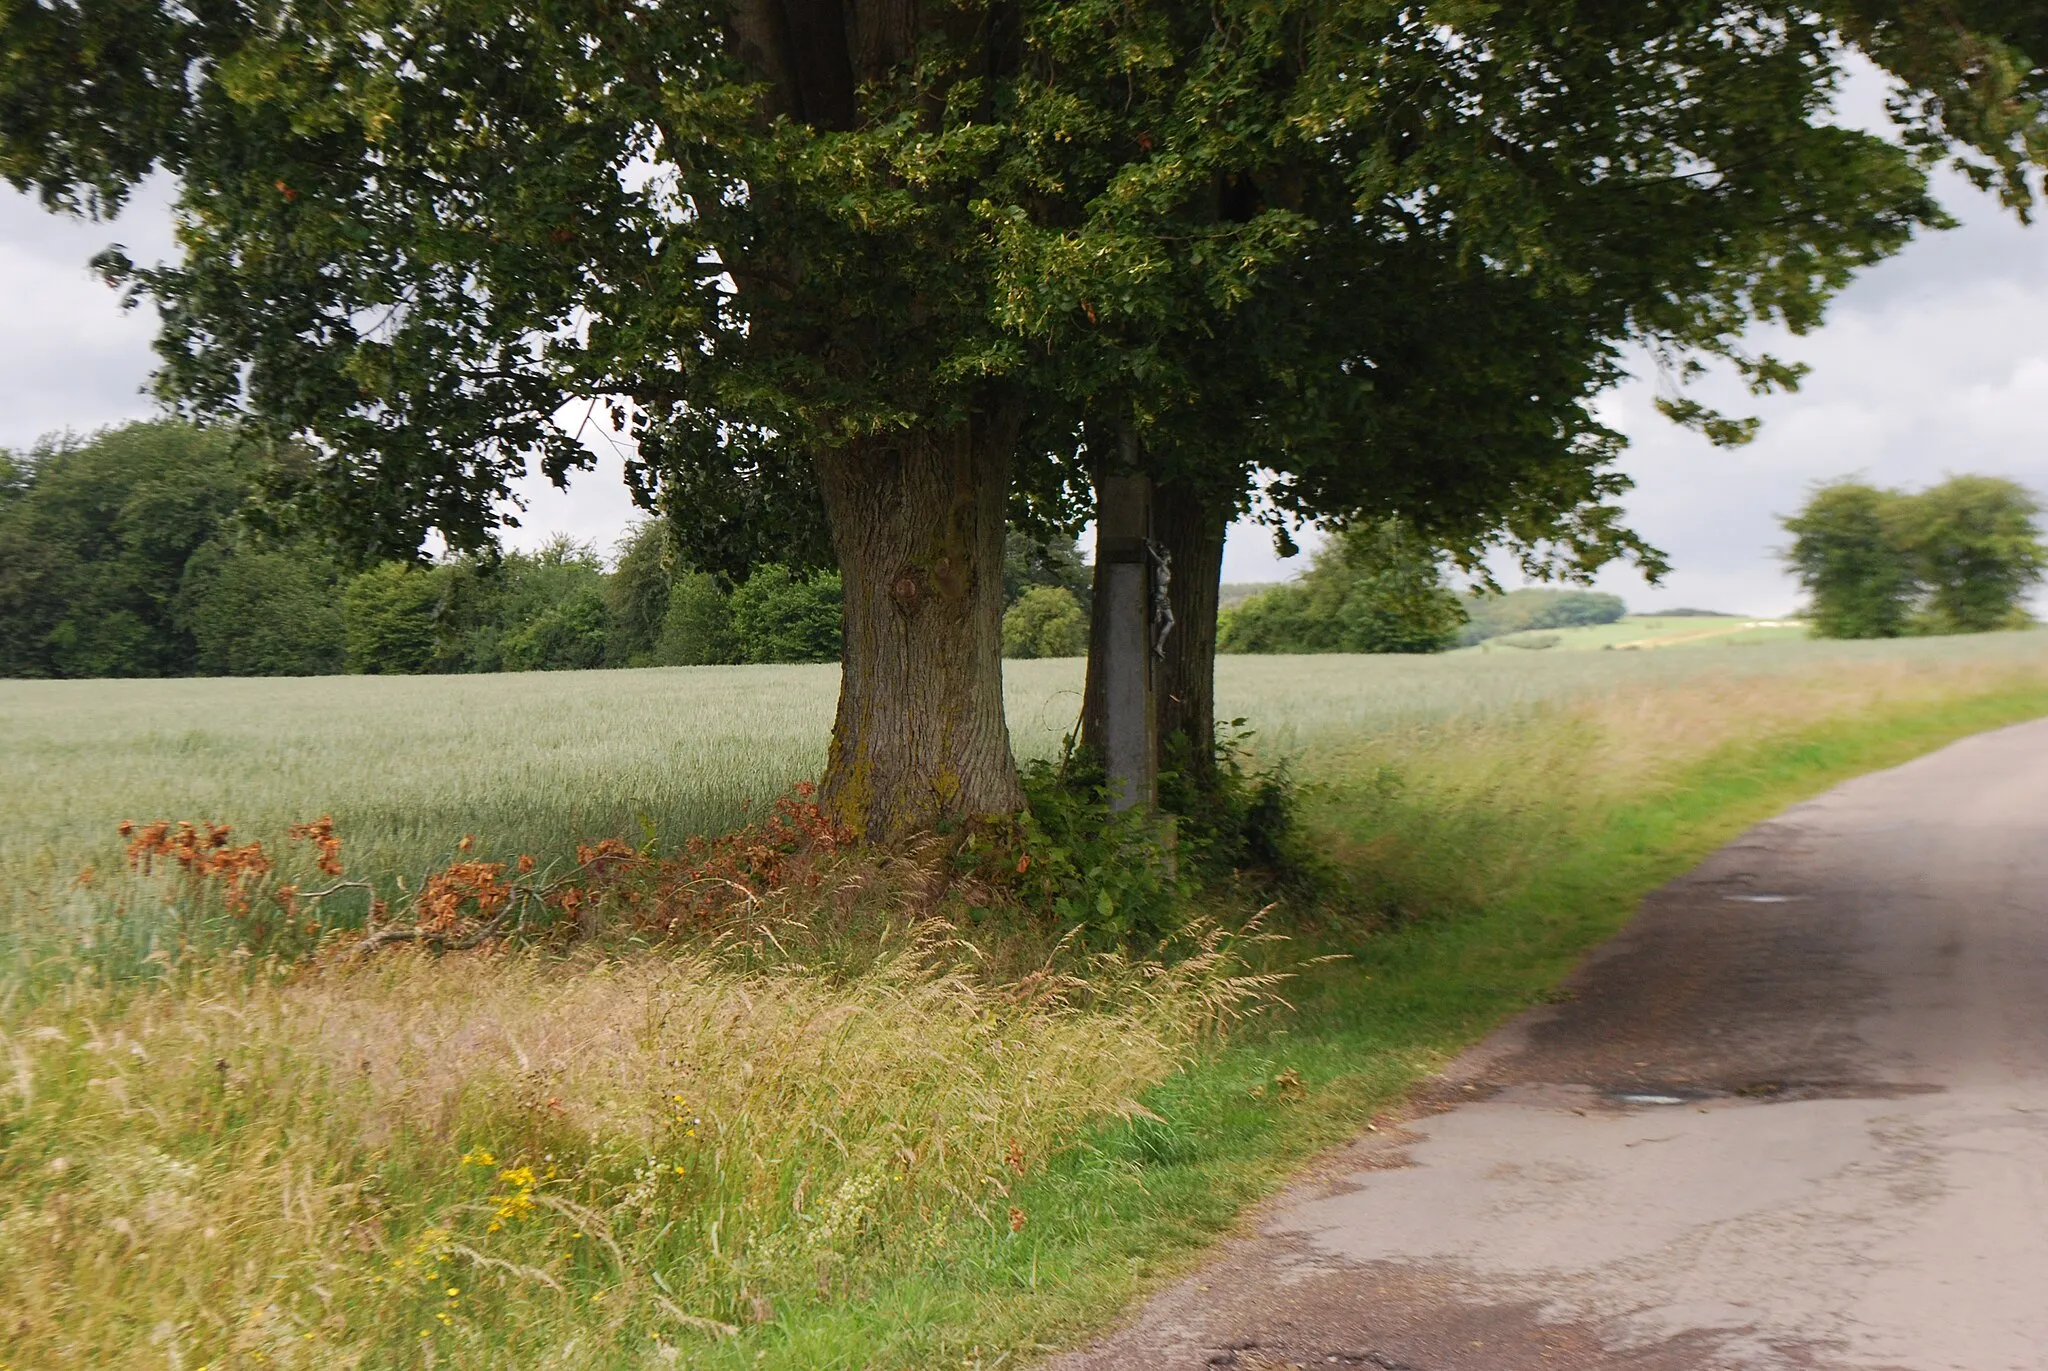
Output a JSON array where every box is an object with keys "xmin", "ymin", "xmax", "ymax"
[{"xmin": 1053, "ymin": 718, "xmax": 2048, "ymax": 1371}]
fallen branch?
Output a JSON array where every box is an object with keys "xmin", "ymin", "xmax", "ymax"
[
  {"xmin": 349, "ymin": 890, "xmax": 537, "ymax": 958},
  {"xmin": 297, "ymin": 879, "xmax": 378, "ymax": 903},
  {"xmin": 350, "ymin": 919, "xmax": 500, "ymax": 957}
]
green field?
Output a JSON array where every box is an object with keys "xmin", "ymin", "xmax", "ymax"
[
  {"xmin": 4, "ymin": 629, "xmax": 2023, "ymax": 883},
  {"xmin": 1463, "ymin": 613, "xmax": 1811, "ymax": 653},
  {"xmin": 7, "ymin": 631, "xmax": 2048, "ymax": 1371}
]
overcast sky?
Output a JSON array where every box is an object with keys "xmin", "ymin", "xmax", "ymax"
[{"xmin": 5, "ymin": 154, "xmax": 2043, "ymax": 617}]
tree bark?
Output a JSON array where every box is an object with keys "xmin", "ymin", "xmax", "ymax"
[
  {"xmin": 814, "ymin": 401, "xmax": 1026, "ymax": 841},
  {"xmin": 1081, "ymin": 467, "xmax": 1159, "ymax": 810},
  {"xmin": 1153, "ymin": 480, "xmax": 1229, "ymax": 792}
]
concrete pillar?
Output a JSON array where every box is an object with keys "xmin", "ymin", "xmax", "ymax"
[{"xmin": 1091, "ymin": 471, "xmax": 1157, "ymax": 811}]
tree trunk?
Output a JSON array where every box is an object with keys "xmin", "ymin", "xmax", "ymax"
[
  {"xmin": 1153, "ymin": 481, "xmax": 1228, "ymax": 792},
  {"xmin": 1081, "ymin": 468, "xmax": 1160, "ymax": 811},
  {"xmin": 814, "ymin": 402, "xmax": 1026, "ymax": 841}
]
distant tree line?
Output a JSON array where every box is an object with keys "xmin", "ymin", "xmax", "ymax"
[
  {"xmin": 1783, "ymin": 476, "xmax": 2045, "ymax": 639},
  {"xmin": 1216, "ymin": 523, "xmax": 1628, "ymax": 656},
  {"xmin": 0, "ymin": 422, "xmax": 838, "ymax": 677},
  {"xmin": 1219, "ymin": 521, "xmax": 1467, "ymax": 655},
  {"xmin": 0, "ymin": 422, "xmax": 1100, "ymax": 679},
  {"xmin": 1455, "ymin": 588, "xmax": 1627, "ymax": 647},
  {"xmin": 3, "ymin": 420, "xmax": 1661, "ymax": 676},
  {"xmin": 604, "ymin": 523, "xmax": 843, "ymax": 668}
]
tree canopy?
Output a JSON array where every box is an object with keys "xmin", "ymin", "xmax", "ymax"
[
  {"xmin": 997, "ymin": 0, "xmax": 2048, "ymax": 548},
  {"xmin": 985, "ymin": 0, "xmax": 2046, "ymax": 792}
]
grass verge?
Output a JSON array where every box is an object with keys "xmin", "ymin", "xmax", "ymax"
[{"xmin": 4, "ymin": 658, "xmax": 2048, "ymax": 1370}]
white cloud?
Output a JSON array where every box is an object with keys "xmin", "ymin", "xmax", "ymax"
[
  {"xmin": 0, "ymin": 180, "xmax": 175, "ymax": 450},
  {"xmin": 501, "ymin": 409, "xmax": 647, "ymax": 560}
]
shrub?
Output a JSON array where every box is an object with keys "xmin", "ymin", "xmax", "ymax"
[
  {"xmin": 656, "ymin": 571, "xmax": 738, "ymax": 665},
  {"xmin": 499, "ymin": 583, "xmax": 610, "ymax": 671},
  {"xmin": 445, "ymin": 539, "xmax": 612, "ymax": 672},
  {"xmin": 1002, "ymin": 585, "xmax": 1088, "ymax": 658},
  {"xmin": 342, "ymin": 563, "xmax": 446, "ymax": 674},
  {"xmin": 1009, "ymin": 747, "xmax": 1189, "ymax": 943},
  {"xmin": 177, "ymin": 542, "xmax": 347, "ymax": 676},
  {"xmin": 1219, "ymin": 519, "xmax": 1462, "ymax": 655},
  {"xmin": 616, "ymin": 527, "xmax": 846, "ymax": 668},
  {"xmin": 728, "ymin": 565, "xmax": 842, "ymax": 664},
  {"xmin": 1214, "ymin": 582, "xmax": 1320, "ymax": 653},
  {"xmin": 1158, "ymin": 723, "xmax": 1303, "ymax": 884},
  {"xmin": 991, "ymin": 724, "xmax": 1307, "ymax": 945}
]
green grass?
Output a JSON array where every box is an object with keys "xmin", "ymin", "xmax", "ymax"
[{"xmin": 6, "ymin": 632, "xmax": 2048, "ymax": 1370}]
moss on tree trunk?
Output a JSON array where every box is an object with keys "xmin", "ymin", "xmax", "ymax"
[{"xmin": 815, "ymin": 402, "xmax": 1025, "ymax": 841}]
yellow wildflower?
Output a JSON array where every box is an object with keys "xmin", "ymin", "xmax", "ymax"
[{"xmin": 488, "ymin": 1163, "xmax": 539, "ymax": 1223}]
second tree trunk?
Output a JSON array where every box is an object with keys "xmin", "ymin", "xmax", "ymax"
[{"xmin": 1152, "ymin": 481, "xmax": 1229, "ymax": 793}]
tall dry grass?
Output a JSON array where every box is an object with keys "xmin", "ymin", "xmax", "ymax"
[
  {"xmin": 1301, "ymin": 642, "xmax": 2048, "ymax": 802},
  {"xmin": 0, "ymin": 917, "xmax": 1270, "ymax": 1370}
]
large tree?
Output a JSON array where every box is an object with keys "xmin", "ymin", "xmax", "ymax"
[
  {"xmin": 1783, "ymin": 481, "xmax": 1920, "ymax": 638},
  {"xmin": 2, "ymin": 0, "xmax": 1050, "ymax": 838},
  {"xmin": 7, "ymin": 1, "xmax": 2044, "ymax": 835},
  {"xmin": 1896, "ymin": 474, "xmax": 2046, "ymax": 633}
]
